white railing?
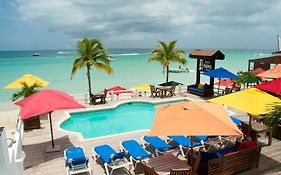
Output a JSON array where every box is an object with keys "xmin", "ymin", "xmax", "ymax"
[
  {"xmin": 0, "ymin": 118, "xmax": 24, "ymax": 175},
  {"xmin": 72, "ymin": 85, "xmax": 188, "ymax": 104}
]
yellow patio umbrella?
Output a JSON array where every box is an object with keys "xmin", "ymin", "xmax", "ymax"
[
  {"xmin": 208, "ymin": 88, "xmax": 280, "ymax": 115},
  {"xmin": 208, "ymin": 88, "xmax": 281, "ymax": 137},
  {"xmin": 4, "ymin": 74, "xmax": 49, "ymax": 89},
  {"xmin": 131, "ymin": 83, "xmax": 150, "ymax": 92}
]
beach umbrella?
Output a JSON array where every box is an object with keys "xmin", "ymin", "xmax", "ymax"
[
  {"xmin": 4, "ymin": 74, "xmax": 49, "ymax": 89},
  {"xmin": 159, "ymin": 80, "xmax": 183, "ymax": 86},
  {"xmin": 208, "ymin": 88, "xmax": 281, "ymax": 138},
  {"xmin": 149, "ymin": 101, "xmax": 242, "ymax": 159},
  {"xmin": 252, "ymin": 68, "xmax": 265, "ymax": 81},
  {"xmin": 254, "ymin": 78, "xmax": 281, "ymax": 96},
  {"xmin": 214, "ymin": 79, "xmax": 235, "ymax": 87},
  {"xmin": 131, "ymin": 83, "xmax": 150, "ymax": 92},
  {"xmin": 257, "ymin": 64, "xmax": 281, "ymax": 79},
  {"xmin": 15, "ymin": 89, "xmax": 85, "ymax": 150},
  {"xmin": 252, "ymin": 68, "xmax": 265, "ymax": 75},
  {"xmin": 149, "ymin": 101, "xmax": 242, "ymax": 137},
  {"xmin": 202, "ymin": 67, "xmax": 238, "ymax": 93},
  {"xmin": 107, "ymin": 86, "xmax": 133, "ymax": 95}
]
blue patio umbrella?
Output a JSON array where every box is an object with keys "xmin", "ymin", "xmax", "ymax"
[{"xmin": 202, "ymin": 67, "xmax": 239, "ymax": 93}]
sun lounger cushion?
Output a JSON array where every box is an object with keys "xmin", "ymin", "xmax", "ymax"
[
  {"xmin": 122, "ymin": 140, "xmax": 151, "ymax": 159},
  {"xmin": 216, "ymin": 146, "xmax": 237, "ymax": 156},
  {"xmin": 230, "ymin": 116, "xmax": 242, "ymax": 125},
  {"xmin": 201, "ymin": 151, "xmax": 221, "ymax": 163},
  {"xmin": 66, "ymin": 147, "xmax": 85, "ymax": 160},
  {"xmin": 198, "ymin": 84, "xmax": 204, "ymax": 90},
  {"xmin": 65, "ymin": 147, "xmax": 88, "ymax": 167},
  {"xmin": 188, "ymin": 87, "xmax": 203, "ymax": 93},
  {"xmin": 169, "ymin": 136, "xmax": 202, "ymax": 147},
  {"xmin": 195, "ymin": 136, "xmax": 208, "ymax": 141},
  {"xmin": 238, "ymin": 141, "xmax": 257, "ymax": 151},
  {"xmin": 94, "ymin": 144, "xmax": 125, "ymax": 164},
  {"xmin": 201, "ymin": 146, "xmax": 238, "ymax": 163},
  {"xmin": 143, "ymin": 136, "xmax": 173, "ymax": 151}
]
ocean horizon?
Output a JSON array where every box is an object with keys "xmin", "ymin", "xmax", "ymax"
[{"xmin": 0, "ymin": 48, "xmax": 274, "ymax": 103}]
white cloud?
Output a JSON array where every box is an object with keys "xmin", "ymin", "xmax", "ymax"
[{"xmin": 12, "ymin": 0, "xmax": 281, "ymax": 48}]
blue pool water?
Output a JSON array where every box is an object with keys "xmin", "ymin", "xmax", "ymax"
[{"xmin": 61, "ymin": 101, "xmax": 182, "ymax": 138}]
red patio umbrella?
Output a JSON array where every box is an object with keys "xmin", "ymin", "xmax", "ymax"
[
  {"xmin": 15, "ymin": 89, "xmax": 85, "ymax": 149},
  {"xmin": 214, "ymin": 79, "xmax": 235, "ymax": 87},
  {"xmin": 254, "ymin": 78, "xmax": 281, "ymax": 96},
  {"xmin": 107, "ymin": 86, "xmax": 133, "ymax": 95}
]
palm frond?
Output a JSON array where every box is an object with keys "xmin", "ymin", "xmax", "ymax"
[
  {"xmin": 12, "ymin": 82, "xmax": 40, "ymax": 101},
  {"xmin": 265, "ymin": 104, "xmax": 281, "ymax": 127},
  {"xmin": 95, "ymin": 63, "xmax": 113, "ymax": 74}
]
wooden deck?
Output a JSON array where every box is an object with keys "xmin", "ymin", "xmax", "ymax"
[{"xmin": 20, "ymin": 94, "xmax": 281, "ymax": 175}]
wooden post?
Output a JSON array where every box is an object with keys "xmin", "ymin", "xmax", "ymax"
[
  {"xmin": 209, "ymin": 60, "xmax": 215, "ymax": 89},
  {"xmin": 196, "ymin": 59, "xmax": 200, "ymax": 84}
]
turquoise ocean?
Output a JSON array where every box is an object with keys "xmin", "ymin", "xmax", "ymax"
[{"xmin": 0, "ymin": 49, "xmax": 273, "ymax": 103}]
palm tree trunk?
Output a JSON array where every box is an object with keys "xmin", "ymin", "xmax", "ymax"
[
  {"xmin": 166, "ymin": 65, "xmax": 169, "ymax": 84},
  {"xmin": 86, "ymin": 66, "xmax": 92, "ymax": 96}
]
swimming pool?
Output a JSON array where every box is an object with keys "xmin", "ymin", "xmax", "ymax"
[{"xmin": 60, "ymin": 100, "xmax": 185, "ymax": 138}]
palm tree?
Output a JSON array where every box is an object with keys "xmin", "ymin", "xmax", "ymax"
[
  {"xmin": 148, "ymin": 40, "xmax": 187, "ymax": 84},
  {"xmin": 71, "ymin": 38, "xmax": 113, "ymax": 96},
  {"xmin": 12, "ymin": 82, "xmax": 40, "ymax": 101},
  {"xmin": 265, "ymin": 104, "xmax": 281, "ymax": 127},
  {"xmin": 236, "ymin": 71, "xmax": 259, "ymax": 88}
]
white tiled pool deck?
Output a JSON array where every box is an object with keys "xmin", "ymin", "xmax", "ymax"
[{"xmin": 1, "ymin": 93, "xmax": 281, "ymax": 175}]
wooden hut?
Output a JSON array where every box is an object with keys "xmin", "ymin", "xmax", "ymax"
[{"xmin": 189, "ymin": 49, "xmax": 225, "ymax": 89}]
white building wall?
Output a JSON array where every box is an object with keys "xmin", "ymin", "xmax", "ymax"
[{"xmin": 0, "ymin": 122, "xmax": 24, "ymax": 175}]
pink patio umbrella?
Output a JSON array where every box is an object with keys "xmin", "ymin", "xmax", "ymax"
[
  {"xmin": 214, "ymin": 79, "xmax": 235, "ymax": 87},
  {"xmin": 15, "ymin": 89, "xmax": 85, "ymax": 150},
  {"xmin": 252, "ymin": 68, "xmax": 265, "ymax": 75},
  {"xmin": 257, "ymin": 64, "xmax": 281, "ymax": 79},
  {"xmin": 254, "ymin": 78, "xmax": 281, "ymax": 96},
  {"xmin": 107, "ymin": 86, "xmax": 133, "ymax": 96}
]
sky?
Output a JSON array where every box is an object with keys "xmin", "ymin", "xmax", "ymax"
[{"xmin": 0, "ymin": 0, "xmax": 281, "ymax": 50}]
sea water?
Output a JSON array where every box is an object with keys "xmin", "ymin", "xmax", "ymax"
[{"xmin": 0, "ymin": 49, "xmax": 273, "ymax": 103}]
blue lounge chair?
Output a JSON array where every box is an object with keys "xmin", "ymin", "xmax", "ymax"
[
  {"xmin": 218, "ymin": 116, "xmax": 243, "ymax": 146},
  {"xmin": 230, "ymin": 116, "xmax": 243, "ymax": 125},
  {"xmin": 120, "ymin": 139, "xmax": 152, "ymax": 169},
  {"xmin": 64, "ymin": 147, "xmax": 91, "ymax": 175},
  {"xmin": 195, "ymin": 136, "xmax": 227, "ymax": 151},
  {"xmin": 142, "ymin": 136, "xmax": 177, "ymax": 156},
  {"xmin": 93, "ymin": 144, "xmax": 132, "ymax": 175},
  {"xmin": 168, "ymin": 136, "xmax": 203, "ymax": 156}
]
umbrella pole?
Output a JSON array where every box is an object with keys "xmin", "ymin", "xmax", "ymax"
[
  {"xmin": 49, "ymin": 112, "xmax": 55, "ymax": 148},
  {"xmin": 218, "ymin": 78, "xmax": 221, "ymax": 95},
  {"xmin": 189, "ymin": 136, "xmax": 194, "ymax": 166},
  {"xmin": 247, "ymin": 114, "xmax": 252, "ymax": 140}
]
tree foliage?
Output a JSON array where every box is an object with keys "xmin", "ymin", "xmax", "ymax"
[
  {"xmin": 12, "ymin": 82, "xmax": 40, "ymax": 101},
  {"xmin": 71, "ymin": 38, "xmax": 112, "ymax": 95},
  {"xmin": 148, "ymin": 40, "xmax": 187, "ymax": 83},
  {"xmin": 265, "ymin": 104, "xmax": 281, "ymax": 127}
]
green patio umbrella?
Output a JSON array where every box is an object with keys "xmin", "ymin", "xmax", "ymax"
[{"xmin": 159, "ymin": 81, "xmax": 183, "ymax": 86}]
